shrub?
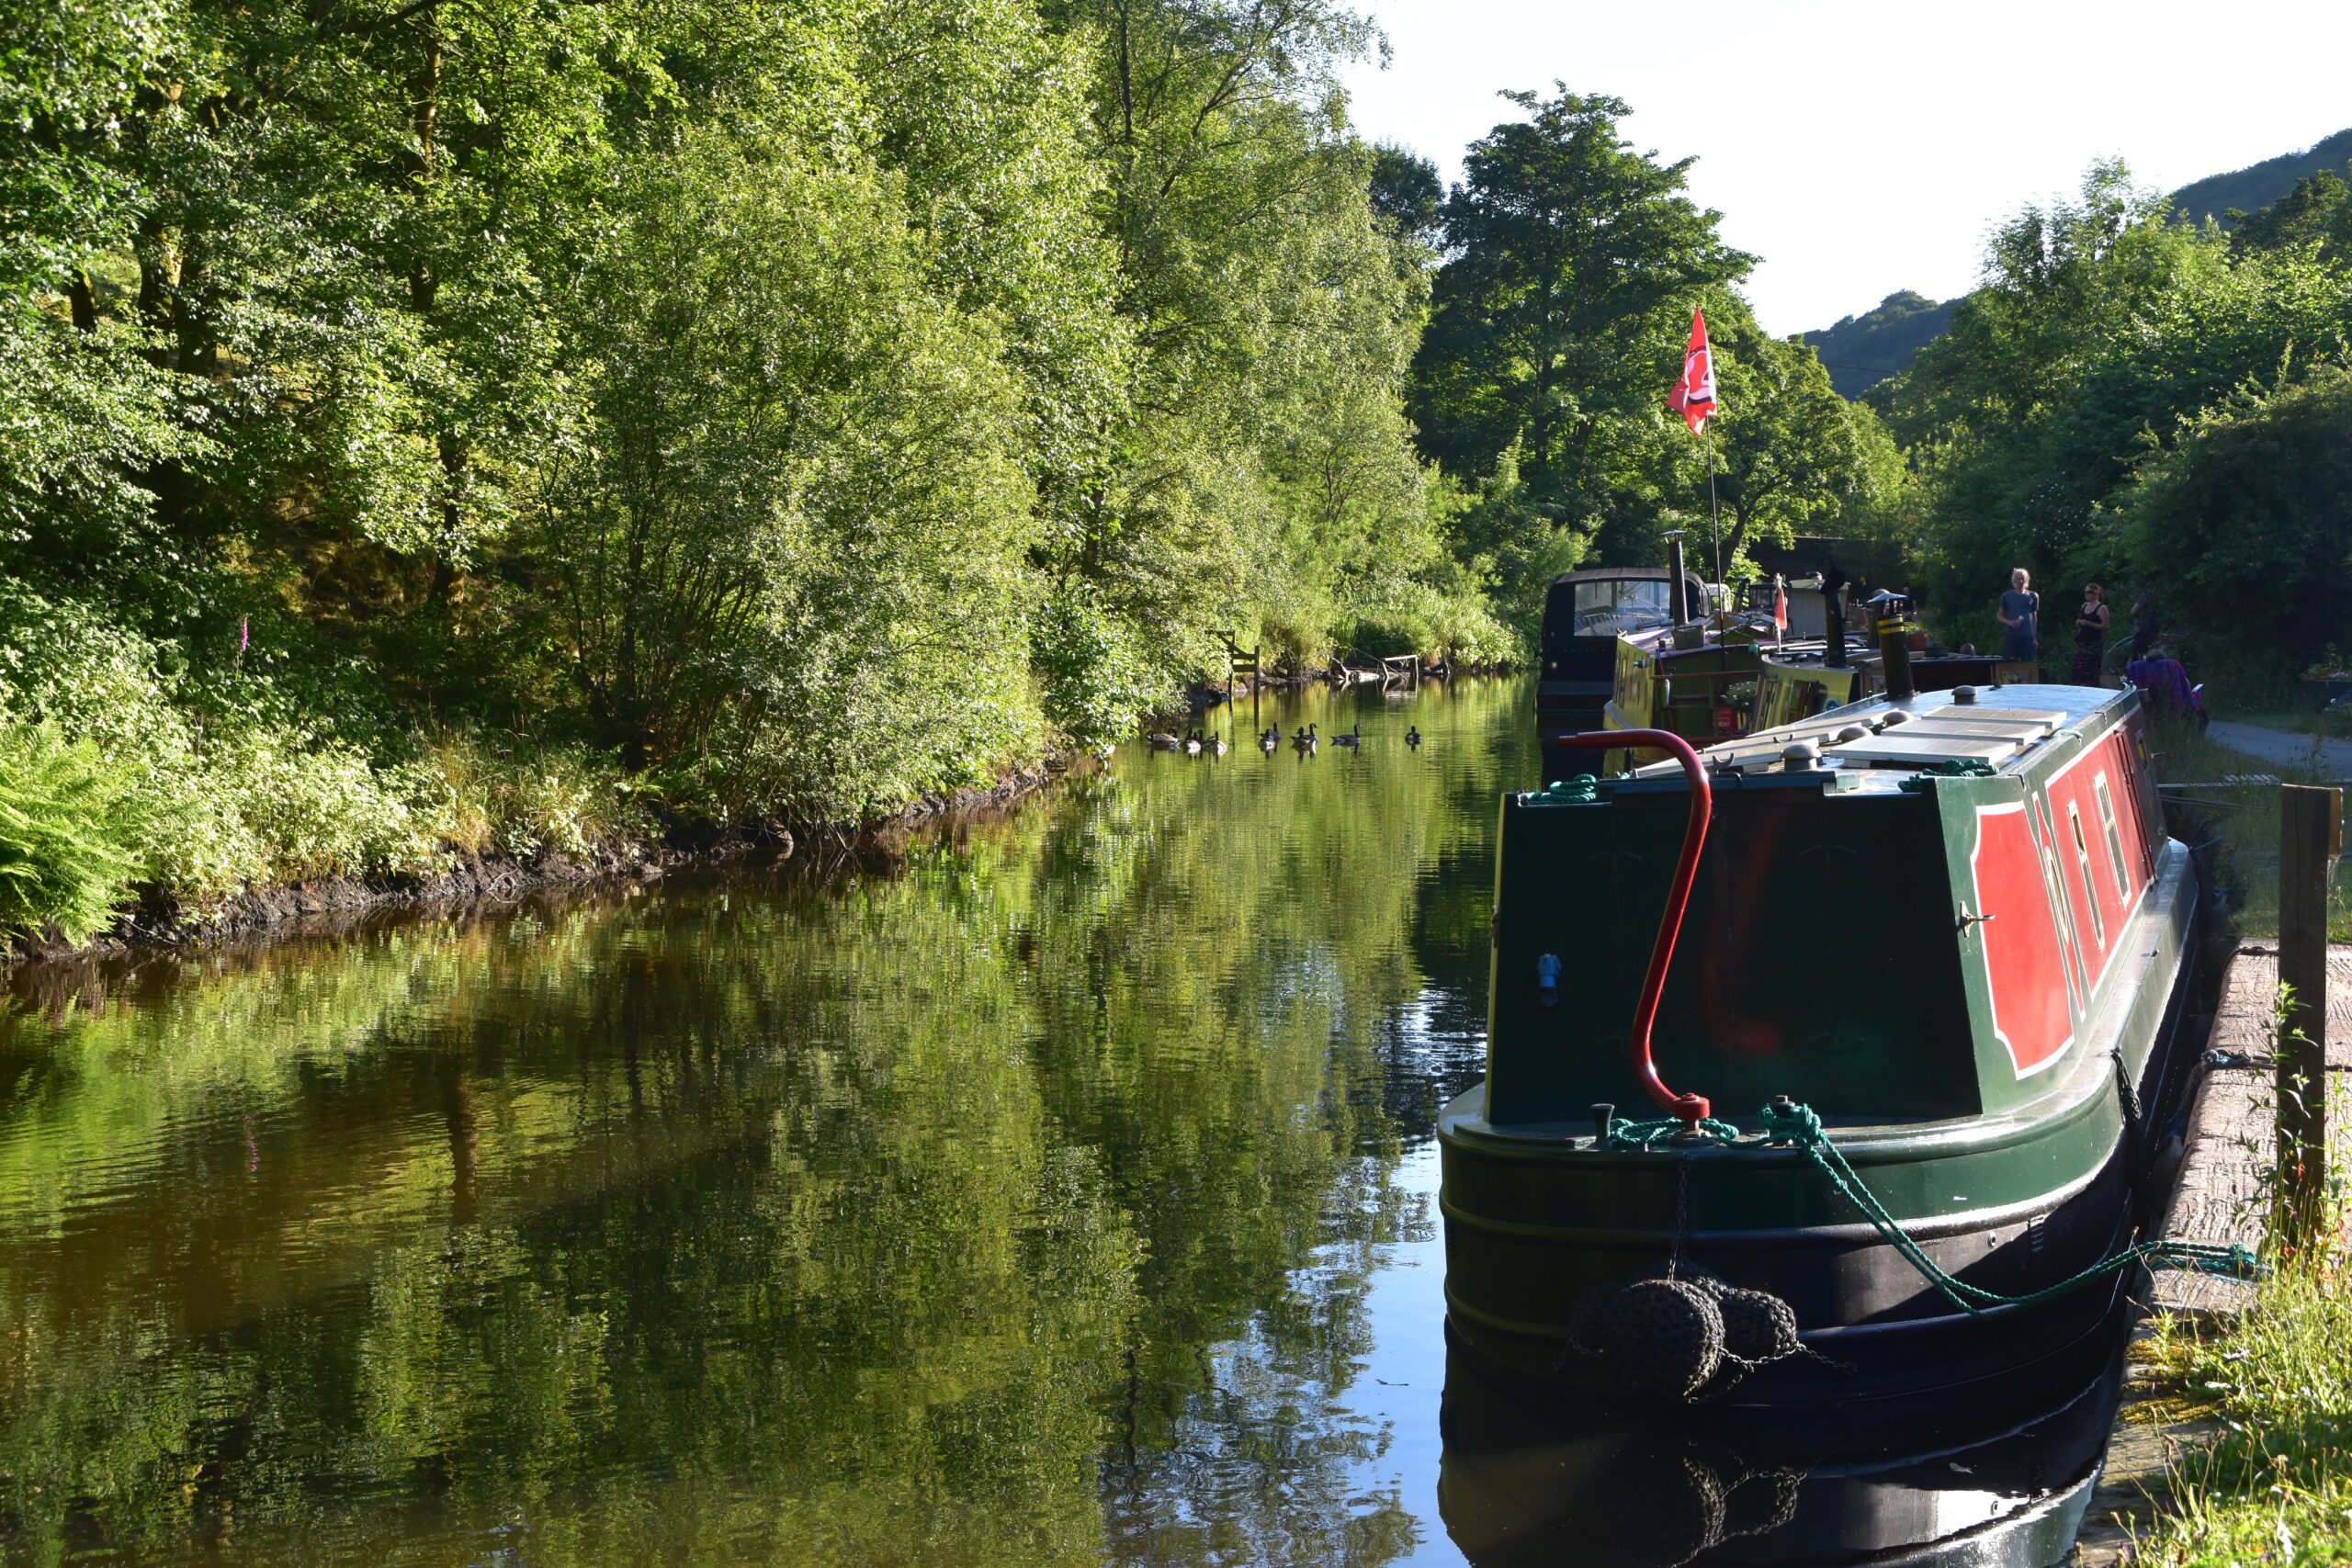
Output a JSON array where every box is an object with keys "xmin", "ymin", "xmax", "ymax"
[
  {"xmin": 1033, "ymin": 584, "xmax": 1173, "ymax": 748},
  {"xmin": 404, "ymin": 734, "xmax": 639, "ymax": 862},
  {"xmin": 0, "ymin": 723, "xmax": 142, "ymax": 942}
]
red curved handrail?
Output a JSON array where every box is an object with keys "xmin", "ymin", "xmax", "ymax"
[{"xmin": 1551, "ymin": 729, "xmax": 1713, "ymax": 1128}]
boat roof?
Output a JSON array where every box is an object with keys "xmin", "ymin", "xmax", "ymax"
[
  {"xmin": 1622, "ymin": 683, "xmax": 2131, "ymax": 795},
  {"xmin": 1549, "ymin": 567, "xmax": 1679, "ymax": 583}
]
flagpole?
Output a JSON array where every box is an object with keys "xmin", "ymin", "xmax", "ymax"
[{"xmin": 1704, "ymin": 427, "xmax": 1722, "ymax": 642}]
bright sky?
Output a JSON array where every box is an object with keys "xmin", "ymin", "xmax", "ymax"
[{"xmin": 1340, "ymin": 0, "xmax": 2352, "ymax": 336}]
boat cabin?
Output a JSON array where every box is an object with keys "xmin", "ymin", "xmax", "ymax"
[
  {"xmin": 1491, "ymin": 684, "xmax": 2172, "ymax": 1128},
  {"xmin": 1536, "ymin": 567, "xmax": 1710, "ymax": 744}
]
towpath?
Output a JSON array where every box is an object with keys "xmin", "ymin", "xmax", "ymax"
[
  {"xmin": 2204, "ymin": 718, "xmax": 2352, "ymax": 777},
  {"xmin": 2075, "ymin": 942, "xmax": 2352, "ymax": 1562}
]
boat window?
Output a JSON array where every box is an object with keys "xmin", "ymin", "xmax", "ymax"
[
  {"xmin": 2033, "ymin": 800, "xmax": 2086, "ymax": 1018},
  {"xmin": 1573, "ymin": 578, "xmax": 1676, "ymax": 633},
  {"xmin": 2068, "ymin": 803, "xmax": 2106, "ymax": 950},
  {"xmin": 2094, "ymin": 774, "xmax": 2131, "ymax": 897}
]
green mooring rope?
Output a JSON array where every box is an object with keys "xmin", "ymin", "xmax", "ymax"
[
  {"xmin": 1605, "ymin": 1101, "xmax": 2264, "ymax": 1315},
  {"xmin": 1897, "ymin": 758, "xmax": 1999, "ymax": 793}
]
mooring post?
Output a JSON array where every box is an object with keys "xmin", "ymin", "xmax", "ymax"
[{"xmin": 2277, "ymin": 783, "xmax": 2343, "ymax": 1242}]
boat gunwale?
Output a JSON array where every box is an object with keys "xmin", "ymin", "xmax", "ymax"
[{"xmin": 1432, "ymin": 1136, "xmax": 2114, "ymax": 1248}]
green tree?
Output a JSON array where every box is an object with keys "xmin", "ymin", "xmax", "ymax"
[
  {"xmin": 1410, "ymin": 88, "xmax": 1751, "ymax": 529},
  {"xmin": 1702, "ymin": 301, "xmax": 1905, "ymax": 570},
  {"xmin": 2229, "ymin": 166, "xmax": 2352, "ymax": 260},
  {"xmin": 1883, "ymin": 160, "xmax": 2352, "ymax": 640},
  {"xmin": 1368, "ymin": 143, "xmax": 1442, "ymax": 244},
  {"xmin": 530, "ymin": 133, "xmax": 1039, "ymax": 810},
  {"xmin": 2110, "ymin": 371, "xmax": 2352, "ymax": 687}
]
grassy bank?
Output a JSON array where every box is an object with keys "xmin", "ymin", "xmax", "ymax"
[
  {"xmin": 2132, "ymin": 1264, "xmax": 2352, "ymax": 1564},
  {"xmin": 2130, "ymin": 1189, "xmax": 2352, "ymax": 1564}
]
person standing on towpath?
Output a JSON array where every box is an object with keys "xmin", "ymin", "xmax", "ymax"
[
  {"xmin": 2072, "ymin": 582, "xmax": 2109, "ymax": 685},
  {"xmin": 1996, "ymin": 568, "xmax": 2041, "ymax": 667}
]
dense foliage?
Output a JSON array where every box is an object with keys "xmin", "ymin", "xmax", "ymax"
[
  {"xmin": 1878, "ymin": 160, "xmax": 2352, "ymax": 684},
  {"xmin": 0, "ymin": 0, "xmax": 1530, "ymax": 936},
  {"xmin": 15, "ymin": 0, "xmax": 2330, "ymax": 945}
]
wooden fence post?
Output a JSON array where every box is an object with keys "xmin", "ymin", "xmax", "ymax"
[{"xmin": 2278, "ymin": 784, "xmax": 2344, "ymax": 1241}]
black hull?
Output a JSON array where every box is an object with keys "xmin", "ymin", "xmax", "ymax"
[{"xmin": 1445, "ymin": 1180, "xmax": 2138, "ymax": 1420}]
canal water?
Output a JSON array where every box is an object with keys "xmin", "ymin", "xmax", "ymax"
[{"xmin": 0, "ymin": 678, "xmax": 2118, "ymax": 1564}]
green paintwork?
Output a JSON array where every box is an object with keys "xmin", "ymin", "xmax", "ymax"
[{"xmin": 1446, "ymin": 682, "xmax": 2191, "ymax": 1247}]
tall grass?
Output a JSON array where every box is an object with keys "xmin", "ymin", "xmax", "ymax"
[{"xmin": 2135, "ymin": 1264, "xmax": 2352, "ymax": 1565}]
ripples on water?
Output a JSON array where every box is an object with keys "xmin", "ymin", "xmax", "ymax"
[{"xmin": 0, "ymin": 678, "xmax": 2109, "ymax": 1564}]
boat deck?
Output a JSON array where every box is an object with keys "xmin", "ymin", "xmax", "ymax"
[{"xmin": 1621, "ymin": 683, "xmax": 2120, "ymax": 793}]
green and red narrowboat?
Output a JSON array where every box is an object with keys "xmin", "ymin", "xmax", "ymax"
[{"xmin": 1440, "ymin": 674, "xmax": 2228, "ymax": 1414}]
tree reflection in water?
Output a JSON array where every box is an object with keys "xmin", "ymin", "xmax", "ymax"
[{"xmin": 0, "ymin": 680, "xmax": 1529, "ymax": 1564}]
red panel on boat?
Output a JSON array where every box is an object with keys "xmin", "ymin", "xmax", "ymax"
[
  {"xmin": 2044, "ymin": 729, "xmax": 2152, "ymax": 999},
  {"xmin": 1971, "ymin": 803, "xmax": 2075, "ymax": 1077}
]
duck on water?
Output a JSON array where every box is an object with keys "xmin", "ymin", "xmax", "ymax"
[{"xmin": 1440, "ymin": 666, "xmax": 2241, "ymax": 1420}]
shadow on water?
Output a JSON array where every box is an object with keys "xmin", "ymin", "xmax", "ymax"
[{"xmin": 0, "ymin": 676, "xmax": 2128, "ymax": 1564}]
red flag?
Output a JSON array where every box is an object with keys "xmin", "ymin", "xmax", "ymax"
[
  {"xmin": 1667, "ymin": 307, "xmax": 1718, "ymax": 434},
  {"xmin": 1772, "ymin": 574, "xmax": 1788, "ymax": 632}
]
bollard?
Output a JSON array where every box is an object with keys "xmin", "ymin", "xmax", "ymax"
[{"xmin": 2276, "ymin": 784, "xmax": 2344, "ymax": 1243}]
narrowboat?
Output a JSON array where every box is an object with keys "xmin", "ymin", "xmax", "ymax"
[
  {"xmin": 1589, "ymin": 589, "xmax": 2038, "ymax": 775},
  {"xmin": 1440, "ymin": 650, "xmax": 2227, "ymax": 1414},
  {"xmin": 1534, "ymin": 564, "xmax": 1711, "ymax": 748}
]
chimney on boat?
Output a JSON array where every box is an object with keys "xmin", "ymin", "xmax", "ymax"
[
  {"xmin": 1667, "ymin": 533, "xmax": 1691, "ymax": 626},
  {"xmin": 1871, "ymin": 590, "xmax": 1917, "ymax": 700},
  {"xmin": 1822, "ymin": 557, "xmax": 1849, "ymax": 669}
]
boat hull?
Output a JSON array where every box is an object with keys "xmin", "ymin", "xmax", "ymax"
[{"xmin": 1438, "ymin": 827, "xmax": 2214, "ymax": 1413}]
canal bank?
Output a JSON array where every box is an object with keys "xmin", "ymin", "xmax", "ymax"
[{"xmin": 2075, "ymin": 942, "xmax": 2352, "ymax": 1564}]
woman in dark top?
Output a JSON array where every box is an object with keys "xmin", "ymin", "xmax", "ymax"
[{"xmin": 2071, "ymin": 582, "xmax": 2109, "ymax": 684}]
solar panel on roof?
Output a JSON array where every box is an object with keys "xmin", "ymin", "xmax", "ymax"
[{"xmin": 1826, "ymin": 733, "xmax": 2023, "ymax": 768}]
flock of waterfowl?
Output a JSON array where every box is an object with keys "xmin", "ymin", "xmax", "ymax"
[{"xmin": 1140, "ymin": 721, "xmax": 1423, "ymax": 757}]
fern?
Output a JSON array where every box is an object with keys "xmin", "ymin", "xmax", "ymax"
[{"xmin": 0, "ymin": 723, "xmax": 141, "ymax": 942}]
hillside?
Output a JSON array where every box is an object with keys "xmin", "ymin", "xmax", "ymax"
[
  {"xmin": 2172, "ymin": 128, "xmax": 2352, "ymax": 226},
  {"xmin": 1802, "ymin": 129, "xmax": 2352, "ymax": 398},
  {"xmin": 1801, "ymin": 290, "xmax": 1960, "ymax": 400}
]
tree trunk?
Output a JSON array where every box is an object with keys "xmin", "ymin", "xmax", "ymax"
[{"xmin": 67, "ymin": 272, "xmax": 97, "ymax": 333}]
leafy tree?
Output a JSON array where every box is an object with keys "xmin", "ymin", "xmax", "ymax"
[
  {"xmin": 1043, "ymin": 0, "xmax": 1489, "ymax": 669},
  {"xmin": 2110, "ymin": 371, "xmax": 2352, "ymax": 687},
  {"xmin": 1368, "ymin": 143, "xmax": 1442, "ymax": 244},
  {"xmin": 2228, "ymin": 166, "xmax": 2352, "ymax": 260},
  {"xmin": 1700, "ymin": 300, "xmax": 1905, "ymax": 570},
  {"xmin": 1410, "ymin": 88, "xmax": 1751, "ymax": 527},
  {"xmin": 1883, "ymin": 160, "xmax": 2352, "ymax": 639},
  {"xmin": 530, "ymin": 134, "xmax": 1039, "ymax": 810}
]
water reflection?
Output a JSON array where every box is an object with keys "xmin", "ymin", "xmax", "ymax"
[
  {"xmin": 0, "ymin": 678, "xmax": 2114, "ymax": 1565},
  {"xmin": 0, "ymin": 682, "xmax": 1513, "ymax": 1564},
  {"xmin": 1440, "ymin": 1344, "xmax": 2121, "ymax": 1566}
]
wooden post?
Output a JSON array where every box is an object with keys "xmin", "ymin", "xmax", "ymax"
[{"xmin": 2277, "ymin": 784, "xmax": 2343, "ymax": 1241}]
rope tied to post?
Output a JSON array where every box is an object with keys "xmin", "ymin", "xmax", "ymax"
[{"xmin": 1752, "ymin": 1100, "xmax": 2264, "ymax": 1315}]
